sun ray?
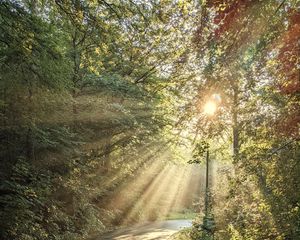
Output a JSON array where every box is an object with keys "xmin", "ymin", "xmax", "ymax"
[{"xmin": 121, "ymin": 164, "xmax": 172, "ymax": 224}]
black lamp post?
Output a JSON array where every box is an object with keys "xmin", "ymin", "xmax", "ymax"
[
  {"xmin": 200, "ymin": 99, "xmax": 219, "ymax": 239},
  {"xmin": 201, "ymin": 148, "xmax": 215, "ymax": 239}
]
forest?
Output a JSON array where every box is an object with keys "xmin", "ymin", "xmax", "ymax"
[{"xmin": 0, "ymin": 0, "xmax": 299, "ymax": 240}]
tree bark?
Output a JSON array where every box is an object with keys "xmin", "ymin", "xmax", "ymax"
[{"xmin": 232, "ymin": 83, "xmax": 239, "ymax": 159}]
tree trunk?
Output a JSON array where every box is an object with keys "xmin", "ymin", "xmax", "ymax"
[
  {"xmin": 232, "ymin": 83, "xmax": 239, "ymax": 159},
  {"xmin": 71, "ymin": 29, "xmax": 80, "ymax": 123}
]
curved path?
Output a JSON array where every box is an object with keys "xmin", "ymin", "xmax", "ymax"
[{"xmin": 98, "ymin": 219, "xmax": 192, "ymax": 240}]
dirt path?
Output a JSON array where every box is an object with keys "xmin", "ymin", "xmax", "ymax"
[{"xmin": 97, "ymin": 219, "xmax": 192, "ymax": 240}]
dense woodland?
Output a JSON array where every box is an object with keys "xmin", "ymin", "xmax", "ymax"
[{"xmin": 0, "ymin": 0, "xmax": 299, "ymax": 240}]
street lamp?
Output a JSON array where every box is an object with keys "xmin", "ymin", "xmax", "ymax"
[
  {"xmin": 201, "ymin": 148, "xmax": 215, "ymax": 239},
  {"xmin": 200, "ymin": 97, "xmax": 219, "ymax": 239}
]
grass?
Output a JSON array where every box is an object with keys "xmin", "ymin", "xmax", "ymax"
[{"xmin": 170, "ymin": 227, "xmax": 193, "ymax": 240}]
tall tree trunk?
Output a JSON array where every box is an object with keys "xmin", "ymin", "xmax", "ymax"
[
  {"xmin": 71, "ymin": 29, "xmax": 80, "ymax": 122},
  {"xmin": 232, "ymin": 83, "xmax": 239, "ymax": 159}
]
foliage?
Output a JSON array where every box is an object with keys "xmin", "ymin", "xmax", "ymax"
[
  {"xmin": 189, "ymin": 0, "xmax": 300, "ymax": 239},
  {"xmin": 0, "ymin": 0, "xmax": 198, "ymax": 239},
  {"xmin": 188, "ymin": 141, "xmax": 210, "ymax": 164},
  {"xmin": 1, "ymin": 0, "xmax": 299, "ymax": 239}
]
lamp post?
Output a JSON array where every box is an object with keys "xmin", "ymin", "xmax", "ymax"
[
  {"xmin": 201, "ymin": 147, "xmax": 215, "ymax": 239},
  {"xmin": 201, "ymin": 99, "xmax": 218, "ymax": 239}
]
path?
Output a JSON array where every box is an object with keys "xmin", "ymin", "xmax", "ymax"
[{"xmin": 97, "ymin": 219, "xmax": 192, "ymax": 240}]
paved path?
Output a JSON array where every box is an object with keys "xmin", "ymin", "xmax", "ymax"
[{"xmin": 98, "ymin": 219, "xmax": 192, "ymax": 240}]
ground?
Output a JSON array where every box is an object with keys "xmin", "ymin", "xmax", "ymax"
[{"xmin": 95, "ymin": 219, "xmax": 192, "ymax": 240}]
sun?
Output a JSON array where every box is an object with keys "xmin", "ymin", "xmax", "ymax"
[{"xmin": 203, "ymin": 101, "xmax": 217, "ymax": 116}]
